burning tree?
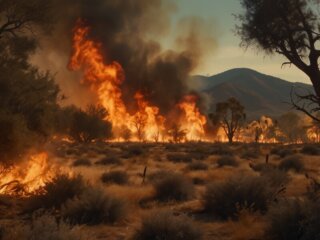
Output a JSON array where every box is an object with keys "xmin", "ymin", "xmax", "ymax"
[
  {"xmin": 168, "ymin": 124, "xmax": 187, "ymax": 143},
  {"xmin": 210, "ymin": 98, "xmax": 246, "ymax": 143}
]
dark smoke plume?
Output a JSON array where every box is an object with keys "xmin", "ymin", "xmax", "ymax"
[{"xmin": 33, "ymin": 0, "xmax": 216, "ymax": 117}]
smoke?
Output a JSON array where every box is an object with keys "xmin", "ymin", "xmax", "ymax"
[{"xmin": 33, "ymin": 0, "xmax": 217, "ymax": 115}]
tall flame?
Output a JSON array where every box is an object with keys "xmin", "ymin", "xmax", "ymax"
[
  {"xmin": 178, "ymin": 95, "xmax": 207, "ymax": 141},
  {"xmin": 69, "ymin": 21, "xmax": 209, "ymax": 142}
]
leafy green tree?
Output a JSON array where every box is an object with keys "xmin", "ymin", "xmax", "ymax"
[
  {"xmin": 210, "ymin": 98, "xmax": 246, "ymax": 143},
  {"xmin": 237, "ymin": 0, "xmax": 320, "ymax": 121}
]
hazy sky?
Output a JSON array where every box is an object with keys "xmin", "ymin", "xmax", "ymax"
[{"xmin": 173, "ymin": 0, "xmax": 309, "ymax": 84}]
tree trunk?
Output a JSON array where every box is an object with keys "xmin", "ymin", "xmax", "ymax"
[
  {"xmin": 309, "ymin": 71, "xmax": 320, "ymax": 98},
  {"xmin": 227, "ymin": 133, "xmax": 233, "ymax": 143}
]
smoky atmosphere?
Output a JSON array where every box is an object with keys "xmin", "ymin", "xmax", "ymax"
[{"xmin": 1, "ymin": 0, "xmax": 320, "ymax": 239}]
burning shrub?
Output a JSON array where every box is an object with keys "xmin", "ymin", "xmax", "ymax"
[
  {"xmin": 62, "ymin": 188, "xmax": 126, "ymax": 225},
  {"xmin": 266, "ymin": 199, "xmax": 320, "ymax": 240},
  {"xmin": 153, "ymin": 173, "xmax": 194, "ymax": 202},
  {"xmin": 101, "ymin": 171, "xmax": 129, "ymax": 185},
  {"xmin": 132, "ymin": 210, "xmax": 202, "ymax": 240},
  {"xmin": 68, "ymin": 105, "xmax": 112, "ymax": 143},
  {"xmin": 95, "ymin": 157, "xmax": 121, "ymax": 165},
  {"xmin": 300, "ymin": 145, "xmax": 320, "ymax": 155},
  {"xmin": 167, "ymin": 153, "xmax": 193, "ymax": 163},
  {"xmin": 25, "ymin": 174, "xmax": 86, "ymax": 212},
  {"xmin": 216, "ymin": 156, "xmax": 239, "ymax": 167},
  {"xmin": 72, "ymin": 158, "xmax": 91, "ymax": 167},
  {"xmin": 186, "ymin": 161, "xmax": 209, "ymax": 171},
  {"xmin": 279, "ymin": 155, "xmax": 304, "ymax": 173},
  {"xmin": 2, "ymin": 213, "xmax": 83, "ymax": 240},
  {"xmin": 203, "ymin": 175, "xmax": 277, "ymax": 220}
]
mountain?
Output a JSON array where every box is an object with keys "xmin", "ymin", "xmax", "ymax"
[{"xmin": 191, "ymin": 68, "xmax": 313, "ymax": 119}]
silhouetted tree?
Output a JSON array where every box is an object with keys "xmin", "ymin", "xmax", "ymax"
[
  {"xmin": 133, "ymin": 113, "xmax": 147, "ymax": 142},
  {"xmin": 277, "ymin": 112, "xmax": 307, "ymax": 143},
  {"xmin": 237, "ymin": 0, "xmax": 320, "ymax": 121},
  {"xmin": 68, "ymin": 105, "xmax": 112, "ymax": 143},
  {"xmin": 210, "ymin": 98, "xmax": 246, "ymax": 143},
  {"xmin": 168, "ymin": 124, "xmax": 186, "ymax": 143}
]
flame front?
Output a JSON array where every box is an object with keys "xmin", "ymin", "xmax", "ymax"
[
  {"xmin": 0, "ymin": 153, "xmax": 58, "ymax": 195},
  {"xmin": 178, "ymin": 95, "xmax": 207, "ymax": 141},
  {"xmin": 69, "ymin": 21, "xmax": 209, "ymax": 142}
]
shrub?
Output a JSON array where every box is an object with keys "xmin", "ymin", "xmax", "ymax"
[
  {"xmin": 133, "ymin": 210, "xmax": 202, "ymax": 240},
  {"xmin": 167, "ymin": 153, "xmax": 192, "ymax": 163},
  {"xmin": 271, "ymin": 147, "xmax": 295, "ymax": 158},
  {"xmin": 211, "ymin": 145, "xmax": 234, "ymax": 156},
  {"xmin": 203, "ymin": 175, "xmax": 276, "ymax": 220},
  {"xmin": 260, "ymin": 168, "xmax": 290, "ymax": 188},
  {"xmin": 101, "ymin": 171, "xmax": 129, "ymax": 185},
  {"xmin": 62, "ymin": 188, "xmax": 126, "ymax": 225},
  {"xmin": 95, "ymin": 157, "xmax": 121, "ymax": 165},
  {"xmin": 241, "ymin": 150, "xmax": 260, "ymax": 159},
  {"xmin": 249, "ymin": 162, "xmax": 276, "ymax": 172},
  {"xmin": 301, "ymin": 145, "xmax": 320, "ymax": 155},
  {"xmin": 25, "ymin": 174, "xmax": 85, "ymax": 212},
  {"xmin": 279, "ymin": 155, "xmax": 304, "ymax": 173},
  {"xmin": 216, "ymin": 156, "xmax": 239, "ymax": 167},
  {"xmin": 3, "ymin": 213, "xmax": 83, "ymax": 240},
  {"xmin": 187, "ymin": 161, "xmax": 208, "ymax": 171},
  {"xmin": 153, "ymin": 173, "xmax": 194, "ymax": 202},
  {"xmin": 147, "ymin": 170, "xmax": 172, "ymax": 183},
  {"xmin": 72, "ymin": 158, "xmax": 91, "ymax": 167},
  {"xmin": 266, "ymin": 199, "xmax": 320, "ymax": 240}
]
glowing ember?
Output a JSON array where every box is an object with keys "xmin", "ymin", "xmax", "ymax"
[
  {"xmin": 0, "ymin": 153, "xmax": 60, "ymax": 196},
  {"xmin": 178, "ymin": 95, "xmax": 207, "ymax": 141}
]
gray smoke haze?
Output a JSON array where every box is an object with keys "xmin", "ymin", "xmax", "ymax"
[{"xmin": 33, "ymin": 0, "xmax": 217, "ymax": 117}]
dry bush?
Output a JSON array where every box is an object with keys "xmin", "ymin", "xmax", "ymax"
[
  {"xmin": 192, "ymin": 177, "xmax": 206, "ymax": 185},
  {"xmin": 241, "ymin": 150, "xmax": 260, "ymax": 159},
  {"xmin": 211, "ymin": 144, "xmax": 234, "ymax": 156},
  {"xmin": 240, "ymin": 144, "xmax": 261, "ymax": 159},
  {"xmin": 24, "ymin": 174, "xmax": 86, "ymax": 212},
  {"xmin": 95, "ymin": 156, "xmax": 121, "ymax": 165},
  {"xmin": 72, "ymin": 158, "xmax": 91, "ymax": 167},
  {"xmin": 122, "ymin": 144, "xmax": 145, "ymax": 158},
  {"xmin": 249, "ymin": 162, "xmax": 276, "ymax": 172},
  {"xmin": 279, "ymin": 155, "xmax": 304, "ymax": 173},
  {"xmin": 271, "ymin": 147, "xmax": 295, "ymax": 158},
  {"xmin": 266, "ymin": 199, "xmax": 320, "ymax": 240},
  {"xmin": 300, "ymin": 145, "xmax": 320, "ymax": 155},
  {"xmin": 62, "ymin": 187, "xmax": 126, "ymax": 225},
  {"xmin": 2, "ymin": 213, "xmax": 84, "ymax": 240},
  {"xmin": 216, "ymin": 156, "xmax": 239, "ymax": 167},
  {"xmin": 260, "ymin": 168, "xmax": 290, "ymax": 188},
  {"xmin": 203, "ymin": 175, "xmax": 277, "ymax": 220},
  {"xmin": 187, "ymin": 161, "xmax": 208, "ymax": 171},
  {"xmin": 101, "ymin": 171, "xmax": 129, "ymax": 185},
  {"xmin": 153, "ymin": 173, "xmax": 194, "ymax": 202},
  {"xmin": 132, "ymin": 210, "xmax": 202, "ymax": 240},
  {"xmin": 167, "ymin": 153, "xmax": 193, "ymax": 163}
]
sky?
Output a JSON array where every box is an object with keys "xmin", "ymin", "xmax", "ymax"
[{"xmin": 173, "ymin": 0, "xmax": 309, "ymax": 84}]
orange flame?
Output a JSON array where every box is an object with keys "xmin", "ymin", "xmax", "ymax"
[
  {"xmin": 0, "ymin": 153, "xmax": 64, "ymax": 196},
  {"xmin": 69, "ymin": 21, "xmax": 209, "ymax": 142},
  {"xmin": 178, "ymin": 95, "xmax": 207, "ymax": 141}
]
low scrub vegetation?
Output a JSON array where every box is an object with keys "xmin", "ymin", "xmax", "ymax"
[
  {"xmin": 132, "ymin": 210, "xmax": 202, "ymax": 240},
  {"xmin": 167, "ymin": 153, "xmax": 193, "ymax": 163},
  {"xmin": 153, "ymin": 172, "xmax": 194, "ymax": 202},
  {"xmin": 62, "ymin": 188, "xmax": 126, "ymax": 225},
  {"xmin": 203, "ymin": 174, "xmax": 278, "ymax": 220},
  {"xmin": 101, "ymin": 171, "xmax": 129, "ymax": 185},
  {"xmin": 72, "ymin": 158, "xmax": 91, "ymax": 167},
  {"xmin": 279, "ymin": 155, "xmax": 304, "ymax": 173},
  {"xmin": 95, "ymin": 157, "xmax": 121, "ymax": 165},
  {"xmin": 300, "ymin": 145, "xmax": 320, "ymax": 155},
  {"xmin": 216, "ymin": 156, "xmax": 239, "ymax": 167},
  {"xmin": 186, "ymin": 161, "xmax": 209, "ymax": 171}
]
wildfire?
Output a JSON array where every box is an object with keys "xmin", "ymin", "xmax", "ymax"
[
  {"xmin": 178, "ymin": 95, "xmax": 207, "ymax": 141},
  {"xmin": 69, "ymin": 21, "xmax": 209, "ymax": 142},
  {"xmin": 0, "ymin": 153, "xmax": 61, "ymax": 196}
]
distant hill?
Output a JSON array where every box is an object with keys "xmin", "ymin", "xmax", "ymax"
[{"xmin": 190, "ymin": 68, "xmax": 313, "ymax": 119}]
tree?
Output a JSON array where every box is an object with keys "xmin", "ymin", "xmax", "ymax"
[
  {"xmin": 0, "ymin": 0, "xmax": 53, "ymax": 39},
  {"xmin": 68, "ymin": 105, "xmax": 112, "ymax": 143},
  {"xmin": 277, "ymin": 112, "xmax": 307, "ymax": 143},
  {"xmin": 210, "ymin": 98, "xmax": 246, "ymax": 143},
  {"xmin": 168, "ymin": 124, "xmax": 186, "ymax": 143},
  {"xmin": 237, "ymin": 0, "xmax": 320, "ymax": 121},
  {"xmin": 132, "ymin": 113, "xmax": 147, "ymax": 142}
]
